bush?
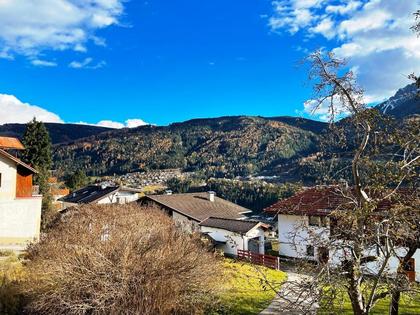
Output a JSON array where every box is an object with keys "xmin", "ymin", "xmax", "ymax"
[
  {"xmin": 24, "ymin": 203, "xmax": 221, "ymax": 315},
  {"xmin": 0, "ymin": 254, "xmax": 26, "ymax": 315}
]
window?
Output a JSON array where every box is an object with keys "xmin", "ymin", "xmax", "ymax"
[
  {"xmin": 306, "ymin": 245, "xmax": 315, "ymax": 257},
  {"xmin": 309, "ymin": 216, "xmax": 329, "ymax": 227},
  {"xmin": 308, "ymin": 216, "xmax": 320, "ymax": 226},
  {"xmin": 320, "ymin": 217, "xmax": 329, "ymax": 227}
]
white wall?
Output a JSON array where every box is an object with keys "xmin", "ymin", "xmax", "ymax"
[
  {"xmin": 0, "ymin": 155, "xmax": 17, "ymax": 201},
  {"xmin": 278, "ymin": 214, "xmax": 329, "ymax": 260},
  {"xmin": 278, "ymin": 214, "xmax": 420, "ymax": 282},
  {"xmin": 0, "ymin": 197, "xmax": 42, "ymax": 246},
  {"xmin": 200, "ymin": 226, "xmax": 245, "ymax": 256},
  {"xmin": 201, "ymin": 225, "xmax": 265, "ymax": 256},
  {"xmin": 97, "ymin": 191, "xmax": 139, "ymax": 205}
]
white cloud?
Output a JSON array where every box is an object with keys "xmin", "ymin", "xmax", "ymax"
[
  {"xmin": 309, "ymin": 17, "xmax": 335, "ymax": 39},
  {"xmin": 0, "ymin": 0, "xmax": 125, "ymax": 60},
  {"xmin": 0, "ymin": 94, "xmax": 63, "ymax": 124},
  {"xmin": 269, "ymin": 0, "xmax": 420, "ymax": 108},
  {"xmin": 77, "ymin": 119, "xmax": 150, "ymax": 129},
  {"xmin": 0, "ymin": 93, "xmax": 150, "ymax": 128},
  {"xmin": 303, "ymin": 97, "xmax": 351, "ymax": 122},
  {"xmin": 95, "ymin": 120, "xmax": 125, "ymax": 128},
  {"xmin": 31, "ymin": 59, "xmax": 57, "ymax": 67},
  {"xmin": 326, "ymin": 1, "xmax": 362, "ymax": 15},
  {"xmin": 68, "ymin": 57, "xmax": 105, "ymax": 69},
  {"xmin": 125, "ymin": 119, "xmax": 148, "ymax": 128}
]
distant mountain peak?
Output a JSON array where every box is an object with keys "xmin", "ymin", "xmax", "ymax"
[{"xmin": 376, "ymin": 83, "xmax": 419, "ymax": 118}]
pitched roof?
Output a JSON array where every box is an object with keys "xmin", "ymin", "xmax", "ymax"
[
  {"xmin": 0, "ymin": 137, "xmax": 25, "ymax": 150},
  {"xmin": 0, "ymin": 149, "xmax": 37, "ymax": 173},
  {"xmin": 264, "ymin": 186, "xmax": 348, "ymax": 216},
  {"xmin": 143, "ymin": 192, "xmax": 252, "ymax": 222},
  {"xmin": 264, "ymin": 186, "xmax": 417, "ymax": 217},
  {"xmin": 60, "ymin": 185, "xmax": 119, "ymax": 204},
  {"xmin": 200, "ymin": 217, "xmax": 261, "ymax": 234}
]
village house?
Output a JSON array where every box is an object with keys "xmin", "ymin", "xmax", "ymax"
[
  {"xmin": 200, "ymin": 217, "xmax": 269, "ymax": 256},
  {"xmin": 265, "ymin": 186, "xmax": 420, "ymax": 282},
  {"xmin": 0, "ymin": 137, "xmax": 42, "ymax": 249},
  {"xmin": 140, "ymin": 191, "xmax": 273, "ymax": 257},
  {"xmin": 140, "ymin": 191, "xmax": 252, "ymax": 233},
  {"xmin": 60, "ymin": 184, "xmax": 141, "ymax": 209}
]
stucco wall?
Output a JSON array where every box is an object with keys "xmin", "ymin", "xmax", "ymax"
[
  {"xmin": 97, "ymin": 191, "xmax": 139, "ymax": 205},
  {"xmin": 172, "ymin": 211, "xmax": 199, "ymax": 233},
  {"xmin": 278, "ymin": 214, "xmax": 420, "ymax": 281},
  {"xmin": 0, "ymin": 197, "xmax": 42, "ymax": 246},
  {"xmin": 200, "ymin": 226, "xmax": 245, "ymax": 255},
  {"xmin": 277, "ymin": 214, "xmax": 325, "ymax": 260},
  {"xmin": 0, "ymin": 155, "xmax": 17, "ymax": 200},
  {"xmin": 201, "ymin": 225, "xmax": 265, "ymax": 255}
]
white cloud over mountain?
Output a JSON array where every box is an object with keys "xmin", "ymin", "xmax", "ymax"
[
  {"xmin": 0, "ymin": 93, "xmax": 149, "ymax": 128},
  {"xmin": 0, "ymin": 0, "xmax": 125, "ymax": 62},
  {"xmin": 79, "ymin": 119, "xmax": 149, "ymax": 128},
  {"xmin": 270, "ymin": 0, "xmax": 420, "ymax": 105},
  {"xmin": 0, "ymin": 94, "xmax": 63, "ymax": 124}
]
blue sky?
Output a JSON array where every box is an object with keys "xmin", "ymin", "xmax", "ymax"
[{"xmin": 0, "ymin": 0, "xmax": 418, "ymax": 127}]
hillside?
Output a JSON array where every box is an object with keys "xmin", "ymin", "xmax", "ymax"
[
  {"xmin": 3, "ymin": 83, "xmax": 416, "ymax": 183},
  {"xmin": 53, "ymin": 116, "xmax": 320, "ymax": 178},
  {"xmin": 0, "ymin": 123, "xmax": 114, "ymax": 144}
]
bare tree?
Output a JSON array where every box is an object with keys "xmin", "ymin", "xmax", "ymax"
[
  {"xmin": 409, "ymin": 10, "xmax": 420, "ymax": 91},
  {"xmin": 274, "ymin": 50, "xmax": 419, "ymax": 315},
  {"xmin": 23, "ymin": 203, "xmax": 221, "ymax": 315}
]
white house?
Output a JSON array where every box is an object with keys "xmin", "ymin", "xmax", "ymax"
[
  {"xmin": 60, "ymin": 184, "xmax": 141, "ymax": 209},
  {"xmin": 200, "ymin": 217, "xmax": 268, "ymax": 256},
  {"xmin": 265, "ymin": 186, "xmax": 420, "ymax": 282},
  {"xmin": 140, "ymin": 191, "xmax": 252, "ymax": 233},
  {"xmin": 0, "ymin": 137, "xmax": 42, "ymax": 249}
]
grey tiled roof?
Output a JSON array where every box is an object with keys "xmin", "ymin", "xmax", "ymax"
[
  {"xmin": 143, "ymin": 192, "xmax": 252, "ymax": 222},
  {"xmin": 200, "ymin": 217, "xmax": 260, "ymax": 234}
]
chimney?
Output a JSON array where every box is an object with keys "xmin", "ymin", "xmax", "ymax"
[
  {"xmin": 208, "ymin": 191, "xmax": 215, "ymax": 202},
  {"xmin": 100, "ymin": 183, "xmax": 107, "ymax": 190},
  {"xmin": 165, "ymin": 190, "xmax": 173, "ymax": 195}
]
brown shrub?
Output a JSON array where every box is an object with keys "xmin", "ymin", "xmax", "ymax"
[{"xmin": 23, "ymin": 203, "xmax": 221, "ymax": 315}]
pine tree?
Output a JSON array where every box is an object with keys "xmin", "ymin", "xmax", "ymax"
[
  {"xmin": 21, "ymin": 118, "xmax": 52, "ymax": 172},
  {"xmin": 21, "ymin": 118, "xmax": 54, "ymax": 229},
  {"xmin": 65, "ymin": 169, "xmax": 89, "ymax": 191}
]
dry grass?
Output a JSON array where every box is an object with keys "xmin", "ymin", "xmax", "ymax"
[
  {"xmin": 23, "ymin": 203, "xmax": 221, "ymax": 315},
  {"xmin": 0, "ymin": 252, "xmax": 26, "ymax": 314}
]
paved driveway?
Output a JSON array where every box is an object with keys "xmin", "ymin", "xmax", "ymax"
[{"xmin": 260, "ymin": 270, "xmax": 319, "ymax": 315}]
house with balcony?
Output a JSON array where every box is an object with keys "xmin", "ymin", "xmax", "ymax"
[
  {"xmin": 264, "ymin": 186, "xmax": 420, "ymax": 282},
  {"xmin": 0, "ymin": 137, "xmax": 42, "ymax": 249}
]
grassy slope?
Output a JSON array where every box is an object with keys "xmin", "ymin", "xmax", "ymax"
[
  {"xmin": 219, "ymin": 259, "xmax": 286, "ymax": 315},
  {"xmin": 319, "ymin": 289, "xmax": 420, "ymax": 315}
]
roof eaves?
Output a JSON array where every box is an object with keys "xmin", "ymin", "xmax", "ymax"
[{"xmin": 0, "ymin": 149, "xmax": 37, "ymax": 173}]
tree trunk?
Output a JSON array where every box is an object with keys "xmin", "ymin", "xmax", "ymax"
[
  {"xmin": 346, "ymin": 256, "xmax": 367, "ymax": 315},
  {"xmin": 389, "ymin": 291, "xmax": 400, "ymax": 315},
  {"xmin": 389, "ymin": 244, "xmax": 417, "ymax": 315}
]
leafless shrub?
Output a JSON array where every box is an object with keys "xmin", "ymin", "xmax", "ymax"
[{"xmin": 23, "ymin": 203, "xmax": 221, "ymax": 315}]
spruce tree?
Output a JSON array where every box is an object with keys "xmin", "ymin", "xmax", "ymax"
[
  {"xmin": 21, "ymin": 118, "xmax": 54, "ymax": 229},
  {"xmin": 65, "ymin": 169, "xmax": 89, "ymax": 191},
  {"xmin": 21, "ymin": 118, "xmax": 52, "ymax": 172}
]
